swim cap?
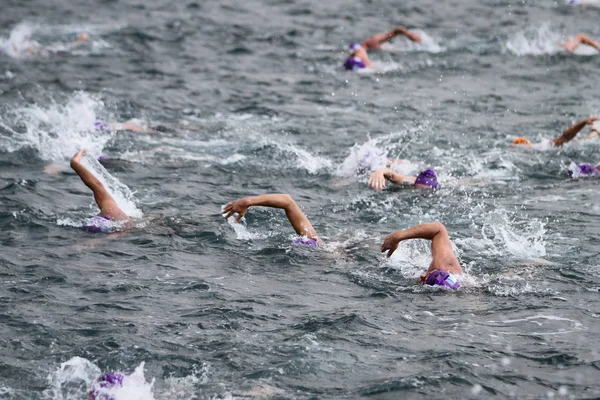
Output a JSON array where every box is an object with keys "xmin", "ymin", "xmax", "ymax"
[
  {"xmin": 291, "ymin": 236, "xmax": 319, "ymax": 247},
  {"xmin": 425, "ymin": 270, "xmax": 460, "ymax": 289},
  {"xmin": 97, "ymin": 155, "xmax": 107, "ymax": 161},
  {"xmin": 344, "ymin": 57, "xmax": 366, "ymax": 71},
  {"xmin": 94, "ymin": 120, "xmax": 111, "ymax": 131},
  {"xmin": 568, "ymin": 163, "xmax": 600, "ymax": 177},
  {"xmin": 83, "ymin": 215, "xmax": 116, "ymax": 233},
  {"xmin": 512, "ymin": 137, "xmax": 532, "ymax": 146},
  {"xmin": 88, "ymin": 372, "xmax": 125, "ymax": 400},
  {"xmin": 414, "ymin": 169, "xmax": 438, "ymax": 189},
  {"xmin": 349, "ymin": 43, "xmax": 362, "ymax": 51}
]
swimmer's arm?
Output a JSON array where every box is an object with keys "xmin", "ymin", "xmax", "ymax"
[
  {"xmin": 222, "ymin": 194, "xmax": 321, "ymax": 243},
  {"xmin": 361, "ymin": 27, "xmax": 421, "ymax": 50},
  {"xmin": 563, "ymin": 34, "xmax": 600, "ymax": 52},
  {"xmin": 381, "ymin": 222, "xmax": 455, "ymax": 263},
  {"xmin": 552, "ymin": 117, "xmax": 600, "ymax": 146},
  {"xmin": 368, "ymin": 168, "xmax": 416, "ymax": 190},
  {"xmin": 112, "ymin": 122, "xmax": 157, "ymax": 134}
]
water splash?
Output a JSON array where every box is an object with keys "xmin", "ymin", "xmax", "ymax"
[
  {"xmin": 80, "ymin": 154, "xmax": 143, "ymax": 218},
  {"xmin": 1, "ymin": 91, "xmax": 112, "ymax": 161},
  {"xmin": 505, "ymin": 24, "xmax": 563, "ymax": 56},
  {"xmin": 0, "ymin": 22, "xmax": 40, "ymax": 58},
  {"xmin": 44, "ymin": 357, "xmax": 154, "ymax": 400},
  {"xmin": 457, "ymin": 208, "xmax": 546, "ymax": 259}
]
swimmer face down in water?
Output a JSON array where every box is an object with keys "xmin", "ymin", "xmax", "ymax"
[
  {"xmin": 222, "ymin": 195, "xmax": 460, "ymax": 289},
  {"xmin": 368, "ymin": 168, "xmax": 438, "ymax": 190},
  {"xmin": 562, "ymin": 33, "xmax": 600, "ymax": 53},
  {"xmin": 70, "ymin": 149, "xmax": 129, "ymax": 233},
  {"xmin": 381, "ymin": 222, "xmax": 463, "ymax": 289},
  {"xmin": 344, "ymin": 26, "xmax": 422, "ymax": 71},
  {"xmin": 512, "ymin": 116, "xmax": 600, "ymax": 147}
]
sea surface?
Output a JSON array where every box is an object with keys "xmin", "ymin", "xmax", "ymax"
[{"xmin": 1, "ymin": 0, "xmax": 600, "ymax": 399}]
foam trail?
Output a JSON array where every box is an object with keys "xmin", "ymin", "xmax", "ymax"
[
  {"xmin": 80, "ymin": 155, "xmax": 143, "ymax": 218},
  {"xmin": 1, "ymin": 92, "xmax": 111, "ymax": 161},
  {"xmin": 221, "ymin": 205, "xmax": 269, "ymax": 240},
  {"xmin": 272, "ymin": 141, "xmax": 332, "ymax": 174},
  {"xmin": 43, "ymin": 357, "xmax": 154, "ymax": 400}
]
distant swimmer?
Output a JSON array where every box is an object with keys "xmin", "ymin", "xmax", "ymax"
[
  {"xmin": 70, "ymin": 149, "xmax": 129, "ymax": 233},
  {"xmin": 368, "ymin": 168, "xmax": 438, "ymax": 190},
  {"xmin": 512, "ymin": 116, "xmax": 600, "ymax": 147},
  {"xmin": 94, "ymin": 119, "xmax": 158, "ymax": 134},
  {"xmin": 222, "ymin": 194, "xmax": 324, "ymax": 247},
  {"xmin": 562, "ymin": 33, "xmax": 600, "ymax": 53},
  {"xmin": 344, "ymin": 26, "xmax": 422, "ymax": 71},
  {"xmin": 381, "ymin": 222, "xmax": 462, "ymax": 289},
  {"xmin": 16, "ymin": 32, "xmax": 90, "ymax": 57}
]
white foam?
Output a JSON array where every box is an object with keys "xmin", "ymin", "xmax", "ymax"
[
  {"xmin": 505, "ymin": 24, "xmax": 563, "ymax": 56},
  {"xmin": 43, "ymin": 357, "xmax": 155, "ymax": 400},
  {"xmin": 0, "ymin": 22, "xmax": 40, "ymax": 58},
  {"xmin": 2, "ymin": 91, "xmax": 111, "ymax": 161}
]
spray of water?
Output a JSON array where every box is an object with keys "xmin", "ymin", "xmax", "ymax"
[
  {"xmin": 505, "ymin": 24, "xmax": 563, "ymax": 56},
  {"xmin": 44, "ymin": 357, "xmax": 154, "ymax": 400},
  {"xmin": 0, "ymin": 22, "xmax": 40, "ymax": 58},
  {"xmin": 1, "ymin": 91, "xmax": 112, "ymax": 161}
]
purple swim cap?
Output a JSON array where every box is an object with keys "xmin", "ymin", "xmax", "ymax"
[
  {"xmin": 291, "ymin": 236, "xmax": 319, "ymax": 247},
  {"xmin": 83, "ymin": 215, "xmax": 115, "ymax": 233},
  {"xmin": 94, "ymin": 120, "xmax": 110, "ymax": 131},
  {"xmin": 97, "ymin": 155, "xmax": 107, "ymax": 161},
  {"xmin": 344, "ymin": 56, "xmax": 366, "ymax": 71},
  {"xmin": 568, "ymin": 163, "xmax": 600, "ymax": 177},
  {"xmin": 349, "ymin": 42, "xmax": 362, "ymax": 51},
  {"xmin": 414, "ymin": 169, "xmax": 438, "ymax": 189},
  {"xmin": 425, "ymin": 270, "xmax": 460, "ymax": 290},
  {"xmin": 88, "ymin": 372, "xmax": 125, "ymax": 400}
]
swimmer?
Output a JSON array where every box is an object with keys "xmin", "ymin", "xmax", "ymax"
[
  {"xmin": 88, "ymin": 372, "xmax": 125, "ymax": 400},
  {"xmin": 222, "ymin": 194, "xmax": 324, "ymax": 246},
  {"xmin": 381, "ymin": 222, "xmax": 462, "ymax": 289},
  {"xmin": 17, "ymin": 32, "xmax": 90, "ymax": 57},
  {"xmin": 344, "ymin": 26, "xmax": 422, "ymax": 71},
  {"xmin": 368, "ymin": 168, "xmax": 438, "ymax": 190},
  {"xmin": 70, "ymin": 149, "xmax": 129, "ymax": 233},
  {"xmin": 94, "ymin": 119, "xmax": 158, "ymax": 134},
  {"xmin": 562, "ymin": 33, "xmax": 600, "ymax": 53},
  {"xmin": 512, "ymin": 116, "xmax": 600, "ymax": 147},
  {"xmin": 568, "ymin": 162, "xmax": 600, "ymax": 177}
]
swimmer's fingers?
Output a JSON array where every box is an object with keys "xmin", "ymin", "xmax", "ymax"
[
  {"xmin": 222, "ymin": 202, "xmax": 235, "ymax": 219},
  {"xmin": 406, "ymin": 31, "xmax": 422, "ymax": 43},
  {"xmin": 380, "ymin": 236, "xmax": 398, "ymax": 257},
  {"xmin": 234, "ymin": 210, "xmax": 246, "ymax": 223}
]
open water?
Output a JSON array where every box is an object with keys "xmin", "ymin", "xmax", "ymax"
[{"xmin": 1, "ymin": 0, "xmax": 600, "ymax": 399}]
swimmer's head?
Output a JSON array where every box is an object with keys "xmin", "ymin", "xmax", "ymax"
[
  {"xmin": 88, "ymin": 372, "xmax": 125, "ymax": 400},
  {"xmin": 291, "ymin": 236, "xmax": 319, "ymax": 247},
  {"xmin": 424, "ymin": 270, "xmax": 460, "ymax": 290},
  {"xmin": 568, "ymin": 163, "xmax": 600, "ymax": 177},
  {"xmin": 512, "ymin": 137, "xmax": 532, "ymax": 146},
  {"xmin": 414, "ymin": 169, "xmax": 438, "ymax": 189}
]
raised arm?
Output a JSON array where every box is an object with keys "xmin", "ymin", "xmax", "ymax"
[
  {"xmin": 381, "ymin": 222, "xmax": 462, "ymax": 274},
  {"xmin": 222, "ymin": 194, "xmax": 322, "ymax": 244},
  {"xmin": 70, "ymin": 149, "xmax": 127, "ymax": 220},
  {"xmin": 562, "ymin": 33, "xmax": 600, "ymax": 52},
  {"xmin": 361, "ymin": 26, "xmax": 422, "ymax": 50},
  {"xmin": 552, "ymin": 117, "xmax": 600, "ymax": 146},
  {"xmin": 368, "ymin": 168, "xmax": 416, "ymax": 190}
]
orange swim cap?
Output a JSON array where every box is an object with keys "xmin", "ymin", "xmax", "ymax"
[{"xmin": 512, "ymin": 137, "xmax": 532, "ymax": 146}]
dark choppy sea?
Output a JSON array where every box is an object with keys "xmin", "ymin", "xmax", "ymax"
[{"xmin": 1, "ymin": 0, "xmax": 600, "ymax": 399}]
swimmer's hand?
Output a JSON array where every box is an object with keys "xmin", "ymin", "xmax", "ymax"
[
  {"xmin": 381, "ymin": 232, "xmax": 400, "ymax": 257},
  {"xmin": 396, "ymin": 27, "xmax": 422, "ymax": 43},
  {"xmin": 71, "ymin": 148, "xmax": 88, "ymax": 165},
  {"xmin": 222, "ymin": 198, "xmax": 250, "ymax": 222},
  {"xmin": 75, "ymin": 32, "xmax": 90, "ymax": 43},
  {"xmin": 368, "ymin": 168, "xmax": 387, "ymax": 191}
]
